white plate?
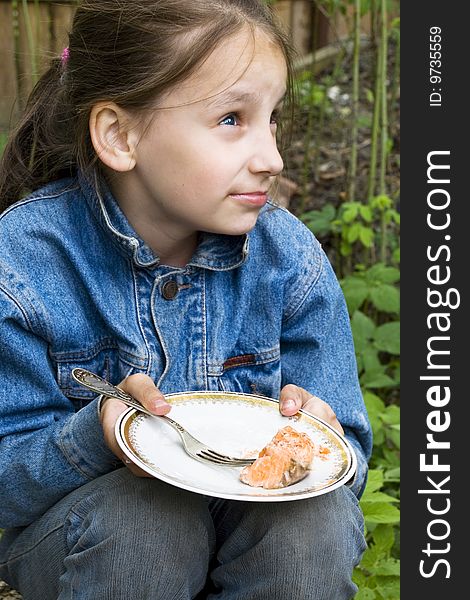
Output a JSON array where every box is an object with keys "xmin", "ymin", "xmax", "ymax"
[{"xmin": 115, "ymin": 390, "xmax": 357, "ymax": 502}]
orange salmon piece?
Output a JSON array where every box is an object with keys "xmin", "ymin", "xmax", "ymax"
[{"xmin": 240, "ymin": 426, "xmax": 315, "ymax": 489}]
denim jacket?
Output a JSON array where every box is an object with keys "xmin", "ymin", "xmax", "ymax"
[{"xmin": 0, "ymin": 174, "xmax": 372, "ymax": 528}]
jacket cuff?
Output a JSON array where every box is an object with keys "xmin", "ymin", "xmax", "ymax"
[
  {"xmin": 59, "ymin": 397, "xmax": 118, "ymax": 480},
  {"xmin": 344, "ymin": 430, "xmax": 369, "ymax": 498}
]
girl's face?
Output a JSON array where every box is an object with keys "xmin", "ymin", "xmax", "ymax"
[{"xmin": 120, "ymin": 28, "xmax": 287, "ymax": 249}]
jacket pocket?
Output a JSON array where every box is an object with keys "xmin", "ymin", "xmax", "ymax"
[
  {"xmin": 52, "ymin": 339, "xmax": 149, "ymax": 408},
  {"xmin": 208, "ymin": 346, "xmax": 281, "ymax": 398}
]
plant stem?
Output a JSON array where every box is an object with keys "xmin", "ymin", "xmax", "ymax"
[
  {"xmin": 370, "ymin": 0, "xmax": 377, "ymax": 48},
  {"xmin": 390, "ymin": 24, "xmax": 400, "ymax": 109},
  {"xmin": 379, "ymin": 0, "xmax": 389, "ymax": 263},
  {"xmin": 367, "ymin": 28, "xmax": 381, "ymax": 200},
  {"xmin": 11, "ymin": 0, "xmax": 25, "ymax": 110},
  {"xmin": 21, "ymin": 0, "xmax": 38, "ymax": 84},
  {"xmin": 347, "ymin": 0, "xmax": 360, "ymax": 202},
  {"xmin": 379, "ymin": 0, "xmax": 388, "ymax": 196}
]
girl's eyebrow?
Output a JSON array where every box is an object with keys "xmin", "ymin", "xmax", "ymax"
[
  {"xmin": 206, "ymin": 89, "xmax": 286, "ymax": 110},
  {"xmin": 206, "ymin": 91, "xmax": 261, "ymax": 109}
]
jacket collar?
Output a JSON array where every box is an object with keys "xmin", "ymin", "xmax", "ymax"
[{"xmin": 79, "ymin": 172, "xmax": 249, "ymax": 271}]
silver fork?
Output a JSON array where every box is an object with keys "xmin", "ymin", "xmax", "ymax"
[{"xmin": 71, "ymin": 368, "xmax": 255, "ymax": 467}]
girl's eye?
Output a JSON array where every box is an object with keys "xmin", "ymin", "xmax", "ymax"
[
  {"xmin": 270, "ymin": 110, "xmax": 281, "ymax": 125},
  {"xmin": 219, "ymin": 113, "xmax": 239, "ymax": 126}
]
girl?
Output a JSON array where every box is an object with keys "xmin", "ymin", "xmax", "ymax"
[{"xmin": 0, "ymin": 1, "xmax": 371, "ymax": 598}]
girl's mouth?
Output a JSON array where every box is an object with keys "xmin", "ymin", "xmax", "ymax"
[{"xmin": 229, "ymin": 192, "xmax": 268, "ymax": 207}]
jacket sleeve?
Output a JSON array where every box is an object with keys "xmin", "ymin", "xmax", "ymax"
[
  {"xmin": 0, "ymin": 287, "xmax": 118, "ymax": 528},
  {"xmin": 280, "ymin": 236, "xmax": 373, "ymax": 497}
]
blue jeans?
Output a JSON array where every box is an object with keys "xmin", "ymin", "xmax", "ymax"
[{"xmin": 0, "ymin": 469, "xmax": 366, "ymax": 599}]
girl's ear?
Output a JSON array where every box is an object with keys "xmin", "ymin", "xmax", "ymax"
[{"xmin": 89, "ymin": 103, "xmax": 139, "ymax": 172}]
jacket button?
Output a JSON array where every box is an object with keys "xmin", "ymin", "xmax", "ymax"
[{"xmin": 161, "ymin": 279, "xmax": 179, "ymax": 300}]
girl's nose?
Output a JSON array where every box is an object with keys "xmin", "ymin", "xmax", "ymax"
[{"xmin": 248, "ymin": 129, "xmax": 284, "ymax": 176}]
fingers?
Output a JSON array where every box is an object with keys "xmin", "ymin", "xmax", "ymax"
[
  {"xmin": 279, "ymin": 384, "xmax": 344, "ymax": 435},
  {"xmin": 279, "ymin": 384, "xmax": 309, "ymax": 416},
  {"xmin": 99, "ymin": 373, "xmax": 171, "ymax": 478},
  {"xmin": 302, "ymin": 396, "xmax": 344, "ymax": 435},
  {"xmin": 99, "ymin": 396, "xmax": 132, "ymax": 458},
  {"xmin": 117, "ymin": 375, "xmax": 168, "ymax": 476},
  {"xmin": 119, "ymin": 373, "xmax": 171, "ymax": 415}
]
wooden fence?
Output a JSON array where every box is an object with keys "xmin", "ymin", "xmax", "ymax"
[
  {"xmin": 0, "ymin": 0, "xmax": 365, "ymax": 130},
  {"xmin": 0, "ymin": 1, "xmax": 74, "ymax": 129}
]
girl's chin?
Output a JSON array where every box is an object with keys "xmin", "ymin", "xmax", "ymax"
[
  {"xmin": 201, "ymin": 207, "xmax": 262, "ymax": 237},
  {"xmin": 219, "ymin": 220, "xmax": 259, "ymax": 236},
  {"xmin": 219, "ymin": 212, "xmax": 261, "ymax": 236}
]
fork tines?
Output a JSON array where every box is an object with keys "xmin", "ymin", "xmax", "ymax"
[{"xmin": 197, "ymin": 449, "xmax": 254, "ymax": 466}]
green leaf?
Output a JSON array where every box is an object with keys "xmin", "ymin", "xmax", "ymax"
[
  {"xmin": 351, "ymin": 311, "xmax": 376, "ymax": 345},
  {"xmin": 359, "ymin": 204, "xmax": 373, "ymax": 222},
  {"xmin": 363, "ymin": 391, "xmax": 385, "ymax": 439},
  {"xmin": 367, "ymin": 264, "xmax": 400, "ymax": 284},
  {"xmin": 361, "ymin": 502, "xmax": 400, "ymax": 524},
  {"xmin": 348, "ymin": 222, "xmax": 361, "ymax": 243},
  {"xmin": 359, "ymin": 225, "xmax": 374, "ymax": 247},
  {"xmin": 369, "ymin": 284, "xmax": 400, "ymax": 314},
  {"xmin": 375, "ymin": 576, "xmax": 400, "ymax": 599},
  {"xmin": 301, "ymin": 204, "xmax": 336, "ymax": 237},
  {"xmin": 371, "ymin": 524, "xmax": 395, "ymax": 554},
  {"xmin": 371, "ymin": 427, "xmax": 385, "ymax": 446},
  {"xmin": 384, "ymin": 467, "xmax": 400, "ymax": 482},
  {"xmin": 385, "ymin": 208, "xmax": 401, "ymax": 225},
  {"xmin": 382, "ymin": 405, "xmax": 400, "ymax": 426},
  {"xmin": 342, "ymin": 202, "xmax": 359, "ymax": 223},
  {"xmin": 341, "ymin": 277, "xmax": 369, "ymax": 314},
  {"xmin": 356, "ymin": 353, "xmax": 364, "ymax": 373},
  {"xmin": 382, "ymin": 447, "xmax": 401, "ymax": 468},
  {"xmin": 361, "ymin": 491, "xmax": 400, "ymax": 504},
  {"xmin": 360, "ymin": 544, "xmax": 381, "ymax": 568},
  {"xmin": 352, "ymin": 569, "xmax": 368, "ymax": 588},
  {"xmin": 364, "ymin": 470, "xmax": 384, "ymax": 493},
  {"xmin": 361, "ymin": 346, "xmax": 382, "ymax": 373},
  {"xmin": 388, "ymin": 427, "xmax": 400, "ymax": 450},
  {"xmin": 374, "ymin": 322, "xmax": 400, "ymax": 355},
  {"xmin": 363, "ymin": 391, "xmax": 385, "ymax": 413},
  {"xmin": 354, "ymin": 589, "xmax": 376, "ymax": 600},
  {"xmin": 362, "ymin": 371, "xmax": 396, "ymax": 389},
  {"xmin": 371, "ymin": 194, "xmax": 392, "ymax": 210},
  {"xmin": 375, "ymin": 558, "xmax": 400, "ymax": 576}
]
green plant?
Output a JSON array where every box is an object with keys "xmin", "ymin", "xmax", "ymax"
[
  {"xmin": 300, "ymin": 152, "xmax": 400, "ymax": 600},
  {"xmin": 301, "ymin": 194, "xmax": 400, "ymax": 276},
  {"xmin": 353, "ymin": 388, "xmax": 400, "ymax": 598},
  {"xmin": 353, "ymin": 472, "xmax": 400, "ymax": 599},
  {"xmin": 340, "ymin": 251, "xmax": 400, "ymax": 598},
  {"xmin": 342, "ymin": 259, "xmax": 400, "ymax": 598}
]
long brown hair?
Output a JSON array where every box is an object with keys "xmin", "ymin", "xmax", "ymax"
[{"xmin": 0, "ymin": 0, "xmax": 295, "ymax": 211}]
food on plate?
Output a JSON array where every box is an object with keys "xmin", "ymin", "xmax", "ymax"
[{"xmin": 239, "ymin": 425, "xmax": 315, "ymax": 489}]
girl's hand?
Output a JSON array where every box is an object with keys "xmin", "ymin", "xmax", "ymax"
[
  {"xmin": 100, "ymin": 373, "xmax": 171, "ymax": 477},
  {"xmin": 279, "ymin": 384, "xmax": 344, "ymax": 435}
]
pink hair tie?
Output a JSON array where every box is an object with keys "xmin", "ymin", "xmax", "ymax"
[{"xmin": 60, "ymin": 46, "xmax": 70, "ymax": 66}]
